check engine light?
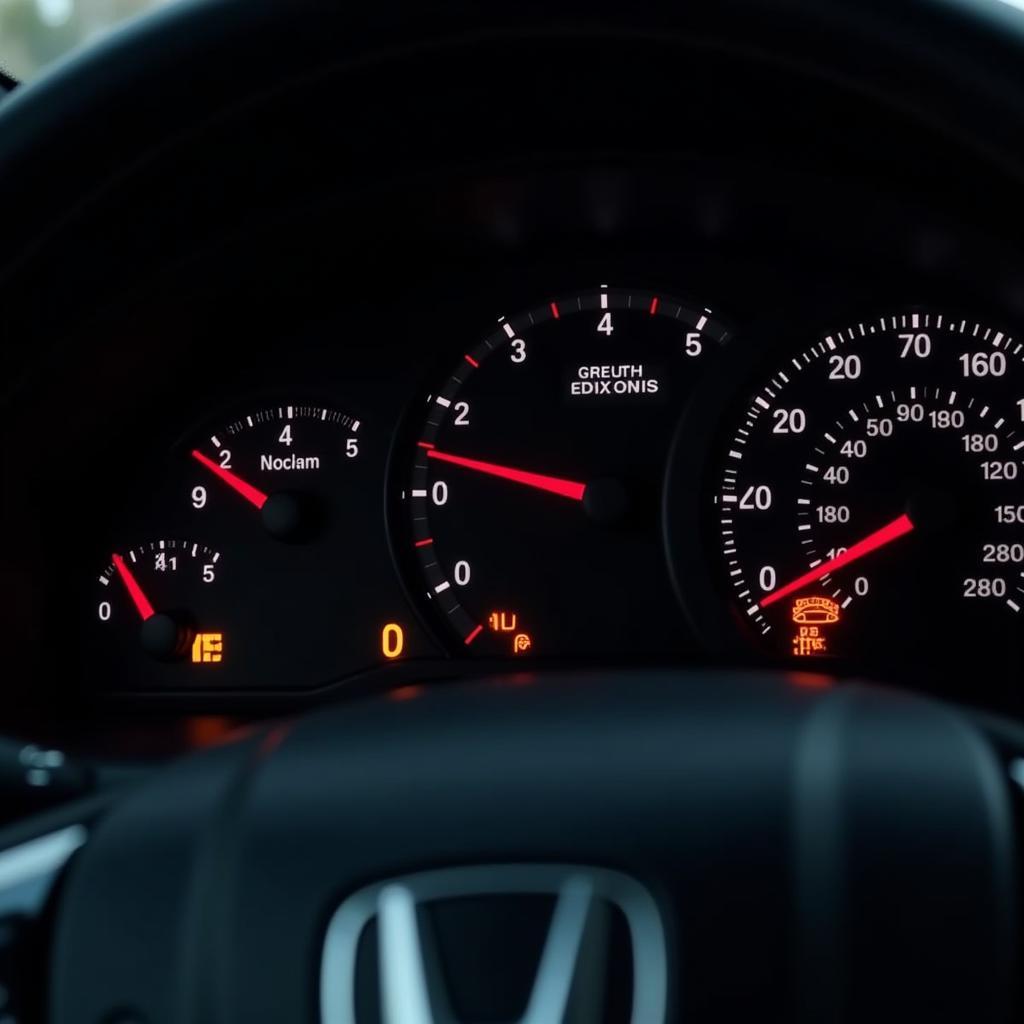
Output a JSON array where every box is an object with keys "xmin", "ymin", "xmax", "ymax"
[
  {"xmin": 512, "ymin": 633, "xmax": 533, "ymax": 654},
  {"xmin": 487, "ymin": 611, "xmax": 533, "ymax": 654}
]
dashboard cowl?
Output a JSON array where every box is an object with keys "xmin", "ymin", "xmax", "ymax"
[{"xmin": 3, "ymin": 0, "xmax": 1024, "ymax": 289}]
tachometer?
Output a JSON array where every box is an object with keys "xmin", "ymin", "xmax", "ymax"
[
  {"xmin": 401, "ymin": 285, "xmax": 729, "ymax": 656},
  {"xmin": 682, "ymin": 310, "xmax": 1024, "ymax": 689}
]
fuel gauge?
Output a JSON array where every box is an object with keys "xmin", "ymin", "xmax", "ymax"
[{"xmin": 96, "ymin": 539, "xmax": 229, "ymax": 670}]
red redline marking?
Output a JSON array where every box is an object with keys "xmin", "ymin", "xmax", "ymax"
[
  {"xmin": 550, "ymin": 302, "xmax": 560, "ymax": 319},
  {"xmin": 427, "ymin": 449, "xmax": 587, "ymax": 501},
  {"xmin": 465, "ymin": 624, "xmax": 484, "ymax": 645},
  {"xmin": 417, "ymin": 441, "xmax": 436, "ymax": 450},
  {"xmin": 759, "ymin": 513, "xmax": 915, "ymax": 609},
  {"xmin": 414, "ymin": 538, "xmax": 434, "ymax": 548},
  {"xmin": 464, "ymin": 354, "xmax": 480, "ymax": 368},
  {"xmin": 649, "ymin": 296, "xmax": 659, "ymax": 315}
]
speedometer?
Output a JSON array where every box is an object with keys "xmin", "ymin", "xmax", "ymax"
[{"xmin": 679, "ymin": 310, "xmax": 1024, "ymax": 690}]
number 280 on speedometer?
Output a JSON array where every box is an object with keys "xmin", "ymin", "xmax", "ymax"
[{"xmin": 713, "ymin": 310, "xmax": 1024, "ymax": 681}]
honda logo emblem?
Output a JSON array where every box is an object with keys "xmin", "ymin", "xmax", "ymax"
[{"xmin": 321, "ymin": 864, "xmax": 668, "ymax": 1023}]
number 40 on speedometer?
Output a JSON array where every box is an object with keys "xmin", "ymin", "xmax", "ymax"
[{"xmin": 707, "ymin": 310, "xmax": 1024, "ymax": 679}]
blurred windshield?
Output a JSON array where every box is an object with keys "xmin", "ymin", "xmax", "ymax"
[
  {"xmin": 0, "ymin": 0, "xmax": 171, "ymax": 81},
  {"xmin": 6, "ymin": 0, "xmax": 1024, "ymax": 83}
]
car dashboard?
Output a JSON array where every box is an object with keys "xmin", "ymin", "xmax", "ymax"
[{"xmin": 4, "ymin": 1, "xmax": 1024, "ymax": 758}]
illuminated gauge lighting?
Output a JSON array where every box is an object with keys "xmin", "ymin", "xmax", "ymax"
[
  {"xmin": 187, "ymin": 404, "xmax": 361, "ymax": 542},
  {"xmin": 403, "ymin": 285, "xmax": 730, "ymax": 656},
  {"xmin": 701, "ymin": 310, "xmax": 1024, "ymax": 685},
  {"xmin": 88, "ymin": 402, "xmax": 436, "ymax": 694},
  {"xmin": 97, "ymin": 540, "xmax": 226, "ymax": 664}
]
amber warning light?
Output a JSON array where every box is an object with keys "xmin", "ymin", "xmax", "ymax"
[
  {"xmin": 381, "ymin": 623, "xmax": 405, "ymax": 660},
  {"xmin": 191, "ymin": 632, "xmax": 224, "ymax": 664},
  {"xmin": 791, "ymin": 597, "xmax": 840, "ymax": 657},
  {"xmin": 488, "ymin": 610, "xmax": 533, "ymax": 655},
  {"xmin": 792, "ymin": 597, "xmax": 840, "ymax": 625},
  {"xmin": 489, "ymin": 611, "xmax": 517, "ymax": 632}
]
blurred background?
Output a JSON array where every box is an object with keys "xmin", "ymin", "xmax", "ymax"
[{"xmin": 0, "ymin": 0, "xmax": 170, "ymax": 80}]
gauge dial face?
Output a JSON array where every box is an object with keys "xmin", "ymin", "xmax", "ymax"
[
  {"xmin": 702, "ymin": 311, "xmax": 1024, "ymax": 685},
  {"xmin": 404, "ymin": 286, "xmax": 729, "ymax": 656},
  {"xmin": 98, "ymin": 539, "xmax": 225, "ymax": 657},
  {"xmin": 186, "ymin": 404, "xmax": 362, "ymax": 542},
  {"xmin": 88, "ymin": 402, "xmax": 434, "ymax": 693}
]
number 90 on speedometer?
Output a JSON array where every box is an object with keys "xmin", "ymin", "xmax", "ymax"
[{"xmin": 688, "ymin": 310, "xmax": 1024, "ymax": 690}]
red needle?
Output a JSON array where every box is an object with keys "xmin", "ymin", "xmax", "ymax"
[
  {"xmin": 191, "ymin": 450, "xmax": 268, "ymax": 509},
  {"xmin": 759, "ymin": 513, "xmax": 915, "ymax": 609},
  {"xmin": 112, "ymin": 553, "xmax": 155, "ymax": 621},
  {"xmin": 426, "ymin": 449, "xmax": 586, "ymax": 501}
]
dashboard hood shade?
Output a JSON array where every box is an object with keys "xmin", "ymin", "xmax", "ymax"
[{"xmin": 2, "ymin": 0, "xmax": 1024, "ymax": 281}]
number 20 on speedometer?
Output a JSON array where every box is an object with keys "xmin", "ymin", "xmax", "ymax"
[{"xmin": 701, "ymin": 310, "xmax": 1024, "ymax": 682}]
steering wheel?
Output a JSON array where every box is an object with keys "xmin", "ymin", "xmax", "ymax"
[
  {"xmin": 2, "ymin": 2, "xmax": 1024, "ymax": 1021},
  {"xmin": 39, "ymin": 672, "xmax": 1024, "ymax": 1021}
]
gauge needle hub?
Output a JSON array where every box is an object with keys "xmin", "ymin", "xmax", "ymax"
[
  {"xmin": 759, "ymin": 512, "xmax": 915, "ymax": 609},
  {"xmin": 191, "ymin": 450, "xmax": 269, "ymax": 509},
  {"xmin": 112, "ymin": 553, "xmax": 156, "ymax": 621},
  {"xmin": 426, "ymin": 449, "xmax": 587, "ymax": 501}
]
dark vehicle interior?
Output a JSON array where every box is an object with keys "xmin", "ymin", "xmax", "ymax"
[{"xmin": 3, "ymin": 0, "xmax": 1024, "ymax": 1019}]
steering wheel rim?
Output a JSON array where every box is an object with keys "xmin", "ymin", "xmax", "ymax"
[{"xmin": 4, "ymin": 0, "xmax": 1024, "ymax": 285}]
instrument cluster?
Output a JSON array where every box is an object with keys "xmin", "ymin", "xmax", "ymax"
[
  {"xmin": 1, "ymin": 0, "xmax": 1024, "ymax": 759},
  {"xmin": 65, "ymin": 278, "xmax": 1024, "ymax": 712},
  {"xmin": 4, "ymin": 71, "xmax": 1024, "ymax": 726}
]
